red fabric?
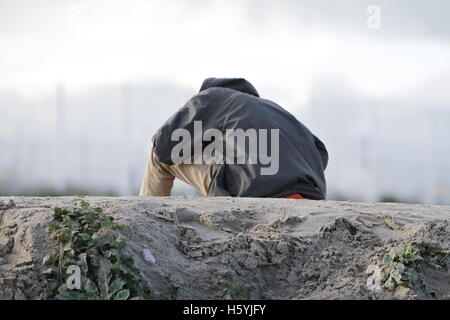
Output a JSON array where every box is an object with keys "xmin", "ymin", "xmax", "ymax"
[{"xmin": 284, "ymin": 193, "xmax": 308, "ymax": 200}]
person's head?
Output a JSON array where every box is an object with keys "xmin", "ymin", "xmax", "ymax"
[{"xmin": 199, "ymin": 78, "xmax": 259, "ymax": 97}]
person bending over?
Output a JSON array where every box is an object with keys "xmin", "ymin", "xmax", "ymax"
[{"xmin": 139, "ymin": 77, "xmax": 328, "ymax": 200}]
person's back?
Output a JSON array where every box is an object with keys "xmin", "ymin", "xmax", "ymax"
[{"xmin": 139, "ymin": 77, "xmax": 328, "ymax": 199}]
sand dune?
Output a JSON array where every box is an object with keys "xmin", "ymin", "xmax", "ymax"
[{"xmin": 1, "ymin": 196, "xmax": 449, "ymax": 300}]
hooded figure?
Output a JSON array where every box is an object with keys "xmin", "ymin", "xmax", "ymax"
[{"xmin": 139, "ymin": 77, "xmax": 328, "ymax": 199}]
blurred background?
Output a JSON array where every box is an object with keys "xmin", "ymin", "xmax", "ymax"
[{"xmin": 1, "ymin": 0, "xmax": 450, "ymax": 204}]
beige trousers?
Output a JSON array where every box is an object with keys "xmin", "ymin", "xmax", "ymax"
[{"xmin": 139, "ymin": 149, "xmax": 216, "ymax": 196}]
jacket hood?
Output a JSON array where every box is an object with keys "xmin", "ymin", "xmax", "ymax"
[{"xmin": 199, "ymin": 78, "xmax": 260, "ymax": 97}]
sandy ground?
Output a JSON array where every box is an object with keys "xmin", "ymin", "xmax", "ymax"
[{"xmin": 0, "ymin": 196, "xmax": 449, "ymax": 300}]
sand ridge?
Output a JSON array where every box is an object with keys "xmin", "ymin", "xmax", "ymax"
[{"xmin": 0, "ymin": 196, "xmax": 449, "ymax": 299}]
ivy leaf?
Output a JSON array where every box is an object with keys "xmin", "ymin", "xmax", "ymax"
[
  {"xmin": 384, "ymin": 277, "xmax": 396, "ymax": 291},
  {"xmin": 47, "ymin": 280, "xmax": 59, "ymax": 291},
  {"xmin": 383, "ymin": 254, "xmax": 394, "ymax": 266},
  {"xmin": 63, "ymin": 242, "xmax": 73, "ymax": 252},
  {"xmin": 89, "ymin": 254, "xmax": 100, "ymax": 267},
  {"xmin": 55, "ymin": 291, "xmax": 79, "ymax": 300},
  {"xmin": 79, "ymin": 253, "xmax": 88, "ymax": 273},
  {"xmin": 79, "ymin": 233, "xmax": 91, "ymax": 241},
  {"xmin": 84, "ymin": 277, "xmax": 99, "ymax": 298},
  {"xmin": 77, "ymin": 200, "xmax": 90, "ymax": 209},
  {"xmin": 115, "ymin": 236, "xmax": 127, "ymax": 249},
  {"xmin": 97, "ymin": 257, "xmax": 111, "ymax": 298},
  {"xmin": 114, "ymin": 289, "xmax": 130, "ymax": 300},
  {"xmin": 120, "ymin": 263, "xmax": 138, "ymax": 276},
  {"xmin": 392, "ymin": 269, "xmax": 403, "ymax": 283},
  {"xmin": 101, "ymin": 218, "xmax": 116, "ymax": 229},
  {"xmin": 58, "ymin": 284, "xmax": 69, "ymax": 293},
  {"xmin": 42, "ymin": 267, "xmax": 56, "ymax": 275},
  {"xmin": 43, "ymin": 253, "xmax": 57, "ymax": 266},
  {"xmin": 404, "ymin": 268, "xmax": 419, "ymax": 284},
  {"xmin": 54, "ymin": 207, "xmax": 66, "ymax": 219},
  {"xmin": 395, "ymin": 263, "xmax": 405, "ymax": 274},
  {"xmin": 109, "ymin": 278, "xmax": 125, "ymax": 294}
]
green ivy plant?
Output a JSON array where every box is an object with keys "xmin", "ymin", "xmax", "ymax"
[
  {"xmin": 383, "ymin": 242, "xmax": 449, "ymax": 295},
  {"xmin": 42, "ymin": 200, "xmax": 152, "ymax": 300}
]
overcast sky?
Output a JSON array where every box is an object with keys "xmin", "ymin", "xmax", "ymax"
[{"xmin": 1, "ymin": 0, "xmax": 450, "ymax": 110}]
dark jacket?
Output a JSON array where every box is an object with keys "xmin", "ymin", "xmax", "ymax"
[{"xmin": 153, "ymin": 78, "xmax": 328, "ymax": 199}]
